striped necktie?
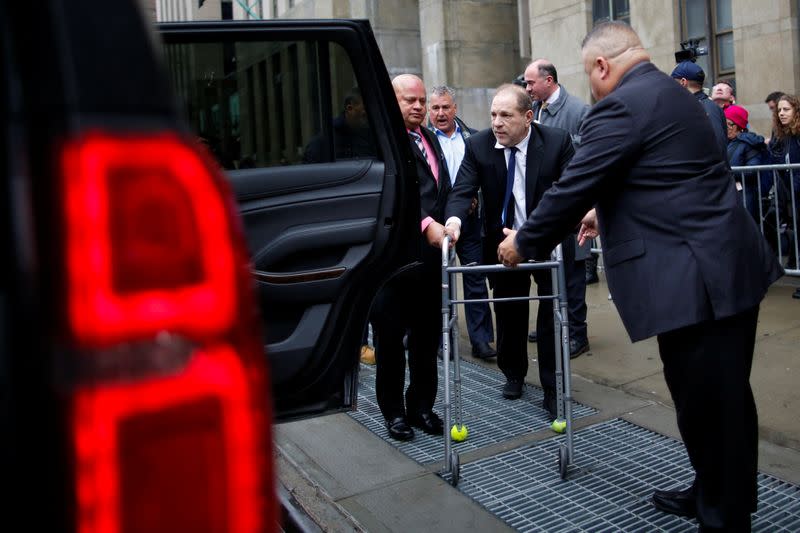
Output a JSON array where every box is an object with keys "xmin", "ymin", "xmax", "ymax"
[{"xmin": 409, "ymin": 130, "xmax": 428, "ymax": 160}]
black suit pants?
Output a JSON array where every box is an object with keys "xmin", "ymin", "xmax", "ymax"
[
  {"xmin": 657, "ymin": 305, "xmax": 759, "ymax": 531},
  {"xmin": 492, "ymin": 268, "xmax": 556, "ymax": 393},
  {"xmin": 372, "ymin": 259, "xmax": 441, "ymax": 420}
]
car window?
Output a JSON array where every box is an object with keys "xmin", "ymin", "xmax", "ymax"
[{"xmin": 163, "ymin": 39, "xmax": 379, "ymax": 170}]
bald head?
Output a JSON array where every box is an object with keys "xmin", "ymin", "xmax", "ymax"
[
  {"xmin": 392, "ymin": 74, "xmax": 427, "ymax": 129},
  {"xmin": 580, "ymin": 21, "xmax": 650, "ymax": 100}
]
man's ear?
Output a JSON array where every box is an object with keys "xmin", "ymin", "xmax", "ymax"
[{"xmin": 597, "ymin": 56, "xmax": 610, "ymax": 80}]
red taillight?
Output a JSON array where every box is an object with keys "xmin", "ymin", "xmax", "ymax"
[
  {"xmin": 59, "ymin": 133, "xmax": 275, "ymax": 533},
  {"xmin": 62, "ymin": 135, "xmax": 237, "ymax": 347}
]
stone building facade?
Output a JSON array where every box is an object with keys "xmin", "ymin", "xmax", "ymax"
[{"xmin": 151, "ymin": 0, "xmax": 800, "ymax": 136}]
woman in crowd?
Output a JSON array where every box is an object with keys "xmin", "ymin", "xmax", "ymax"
[
  {"xmin": 725, "ymin": 104, "xmax": 768, "ymax": 220},
  {"xmin": 768, "ymin": 94, "xmax": 800, "ymax": 297}
]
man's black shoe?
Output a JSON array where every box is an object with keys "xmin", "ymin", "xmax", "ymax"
[
  {"xmin": 385, "ymin": 416, "xmax": 414, "ymax": 441},
  {"xmin": 407, "ymin": 410, "xmax": 444, "ymax": 435},
  {"xmin": 569, "ymin": 338, "xmax": 590, "ymax": 359},
  {"xmin": 585, "ymin": 272, "xmax": 599, "ymax": 284},
  {"xmin": 472, "ymin": 341, "xmax": 497, "ymax": 359},
  {"xmin": 793, "ymin": 287, "xmax": 800, "ymax": 299},
  {"xmin": 502, "ymin": 378, "xmax": 524, "ymax": 399},
  {"xmin": 542, "ymin": 391, "xmax": 558, "ymax": 420},
  {"xmin": 527, "ymin": 330, "xmax": 537, "ymax": 343},
  {"xmin": 652, "ymin": 486, "xmax": 696, "ymax": 518}
]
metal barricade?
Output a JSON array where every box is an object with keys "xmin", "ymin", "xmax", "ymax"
[
  {"xmin": 440, "ymin": 236, "xmax": 576, "ymax": 486},
  {"xmin": 586, "ymin": 164, "xmax": 799, "ymax": 280},
  {"xmin": 732, "ymin": 162, "xmax": 800, "ymax": 277}
]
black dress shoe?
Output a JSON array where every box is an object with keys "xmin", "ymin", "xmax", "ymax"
[
  {"xmin": 793, "ymin": 288, "xmax": 800, "ymax": 299},
  {"xmin": 569, "ymin": 338, "xmax": 590, "ymax": 359},
  {"xmin": 652, "ymin": 485, "xmax": 696, "ymax": 518},
  {"xmin": 471, "ymin": 341, "xmax": 497, "ymax": 359},
  {"xmin": 385, "ymin": 416, "xmax": 414, "ymax": 441},
  {"xmin": 407, "ymin": 410, "xmax": 443, "ymax": 435},
  {"xmin": 527, "ymin": 330, "xmax": 537, "ymax": 343},
  {"xmin": 502, "ymin": 378, "xmax": 524, "ymax": 399},
  {"xmin": 542, "ymin": 390, "xmax": 558, "ymax": 420},
  {"xmin": 585, "ymin": 272, "xmax": 600, "ymax": 284}
]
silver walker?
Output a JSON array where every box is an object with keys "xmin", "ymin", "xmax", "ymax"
[{"xmin": 440, "ymin": 236, "xmax": 575, "ymax": 486}]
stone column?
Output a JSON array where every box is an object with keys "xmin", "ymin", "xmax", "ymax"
[
  {"xmin": 732, "ymin": 0, "xmax": 800, "ymax": 136},
  {"xmin": 529, "ymin": 0, "xmax": 593, "ymax": 104},
  {"xmin": 419, "ymin": 0, "xmax": 520, "ymax": 129}
]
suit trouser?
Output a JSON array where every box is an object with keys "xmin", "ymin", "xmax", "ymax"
[
  {"xmin": 657, "ymin": 305, "xmax": 759, "ymax": 531},
  {"xmin": 561, "ymin": 236, "xmax": 588, "ymax": 344},
  {"xmin": 372, "ymin": 261, "xmax": 441, "ymax": 420},
  {"xmin": 456, "ymin": 211, "xmax": 494, "ymax": 345},
  {"xmin": 492, "ymin": 268, "xmax": 555, "ymax": 393}
]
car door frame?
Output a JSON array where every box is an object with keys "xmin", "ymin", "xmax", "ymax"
[{"xmin": 157, "ymin": 19, "xmax": 422, "ymax": 421}]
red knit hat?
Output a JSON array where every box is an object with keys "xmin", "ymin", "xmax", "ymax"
[{"xmin": 725, "ymin": 104, "xmax": 749, "ymax": 130}]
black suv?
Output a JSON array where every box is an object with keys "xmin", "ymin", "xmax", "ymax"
[{"xmin": 3, "ymin": 2, "xmax": 420, "ymax": 531}]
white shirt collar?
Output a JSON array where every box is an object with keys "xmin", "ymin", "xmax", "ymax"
[
  {"xmin": 495, "ymin": 125, "xmax": 532, "ymax": 153},
  {"xmin": 546, "ymin": 85, "xmax": 561, "ymax": 106},
  {"xmin": 434, "ymin": 122, "xmax": 461, "ymax": 139}
]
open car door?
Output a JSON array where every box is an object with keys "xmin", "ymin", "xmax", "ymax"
[{"xmin": 157, "ymin": 20, "xmax": 420, "ymax": 420}]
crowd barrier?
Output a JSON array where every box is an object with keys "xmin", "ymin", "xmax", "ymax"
[
  {"xmin": 732, "ymin": 162, "xmax": 800, "ymax": 277},
  {"xmin": 589, "ymin": 163, "xmax": 800, "ymax": 278}
]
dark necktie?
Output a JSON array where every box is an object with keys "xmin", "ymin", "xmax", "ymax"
[
  {"xmin": 501, "ymin": 146, "xmax": 517, "ymax": 228},
  {"xmin": 409, "ymin": 130, "xmax": 428, "ymax": 161}
]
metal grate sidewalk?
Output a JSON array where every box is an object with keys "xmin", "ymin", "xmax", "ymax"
[
  {"xmin": 457, "ymin": 418, "xmax": 800, "ymax": 532},
  {"xmin": 350, "ymin": 359, "xmax": 596, "ymax": 464}
]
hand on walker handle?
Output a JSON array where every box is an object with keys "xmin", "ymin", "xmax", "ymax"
[
  {"xmin": 444, "ymin": 222, "xmax": 460, "ymax": 245},
  {"xmin": 578, "ymin": 208, "xmax": 599, "ymax": 246},
  {"xmin": 497, "ymin": 228, "xmax": 523, "ymax": 267}
]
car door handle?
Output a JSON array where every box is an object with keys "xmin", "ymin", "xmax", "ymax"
[{"xmin": 252, "ymin": 267, "xmax": 346, "ymax": 284}]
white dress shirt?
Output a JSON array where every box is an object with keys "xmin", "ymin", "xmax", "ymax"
[
  {"xmin": 433, "ymin": 123, "xmax": 466, "ymax": 186},
  {"xmin": 494, "ymin": 127, "xmax": 531, "ymax": 230}
]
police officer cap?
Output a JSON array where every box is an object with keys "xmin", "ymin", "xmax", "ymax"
[{"xmin": 671, "ymin": 61, "xmax": 705, "ymax": 83}]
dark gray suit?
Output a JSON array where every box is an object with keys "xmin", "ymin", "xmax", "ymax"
[
  {"xmin": 446, "ymin": 124, "xmax": 574, "ymax": 397},
  {"xmin": 514, "ymin": 61, "xmax": 783, "ymax": 530}
]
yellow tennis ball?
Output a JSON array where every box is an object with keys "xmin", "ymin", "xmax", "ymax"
[
  {"xmin": 551, "ymin": 419, "xmax": 567, "ymax": 434},
  {"xmin": 450, "ymin": 424, "xmax": 469, "ymax": 442}
]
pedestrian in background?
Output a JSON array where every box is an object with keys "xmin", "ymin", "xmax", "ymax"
[
  {"xmin": 524, "ymin": 58, "xmax": 591, "ymax": 358},
  {"xmin": 428, "ymin": 85, "xmax": 497, "ymax": 360}
]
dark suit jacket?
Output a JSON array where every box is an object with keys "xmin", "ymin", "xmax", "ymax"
[
  {"xmin": 514, "ymin": 62, "xmax": 783, "ymax": 341},
  {"xmin": 410, "ymin": 127, "xmax": 451, "ymax": 269},
  {"xmin": 445, "ymin": 123, "xmax": 574, "ymax": 265}
]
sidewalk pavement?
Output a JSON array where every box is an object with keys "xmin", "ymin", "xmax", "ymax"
[{"xmin": 275, "ymin": 275, "xmax": 800, "ymax": 531}]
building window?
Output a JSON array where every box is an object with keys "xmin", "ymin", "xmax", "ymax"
[
  {"xmin": 592, "ymin": 0, "xmax": 630, "ymax": 25},
  {"xmin": 680, "ymin": 0, "xmax": 734, "ymax": 84}
]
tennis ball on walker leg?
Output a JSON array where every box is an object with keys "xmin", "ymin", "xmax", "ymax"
[
  {"xmin": 551, "ymin": 419, "xmax": 567, "ymax": 434},
  {"xmin": 450, "ymin": 424, "xmax": 469, "ymax": 442}
]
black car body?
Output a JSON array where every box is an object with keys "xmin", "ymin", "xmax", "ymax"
[{"xmin": 2, "ymin": 2, "xmax": 419, "ymax": 531}]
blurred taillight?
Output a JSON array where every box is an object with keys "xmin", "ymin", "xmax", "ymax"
[{"xmin": 59, "ymin": 132, "xmax": 275, "ymax": 533}]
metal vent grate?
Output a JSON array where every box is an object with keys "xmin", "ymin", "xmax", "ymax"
[
  {"xmin": 457, "ymin": 418, "xmax": 800, "ymax": 532},
  {"xmin": 350, "ymin": 360, "xmax": 596, "ymax": 464}
]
